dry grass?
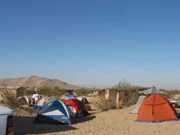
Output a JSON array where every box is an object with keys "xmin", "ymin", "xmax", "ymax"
[
  {"xmin": 94, "ymin": 90, "xmax": 138, "ymax": 111},
  {"xmin": 74, "ymin": 88, "xmax": 91, "ymax": 96},
  {"xmin": 1, "ymin": 89, "xmax": 19, "ymax": 108}
]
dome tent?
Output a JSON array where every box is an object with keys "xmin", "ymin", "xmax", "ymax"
[
  {"xmin": 37, "ymin": 98, "xmax": 45, "ymax": 106},
  {"xmin": 135, "ymin": 94, "xmax": 178, "ymax": 123},
  {"xmin": 64, "ymin": 99, "xmax": 89, "ymax": 117},
  {"xmin": 33, "ymin": 98, "xmax": 45, "ymax": 110},
  {"xmin": 131, "ymin": 86, "xmax": 166, "ymax": 114},
  {"xmin": 34, "ymin": 100, "xmax": 74, "ymax": 124},
  {"xmin": 17, "ymin": 96, "xmax": 29, "ymax": 105},
  {"xmin": 77, "ymin": 96, "xmax": 89, "ymax": 104},
  {"xmin": 67, "ymin": 95, "xmax": 77, "ymax": 100}
]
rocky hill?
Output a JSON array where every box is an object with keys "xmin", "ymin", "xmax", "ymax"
[{"xmin": 0, "ymin": 76, "xmax": 79, "ymax": 90}]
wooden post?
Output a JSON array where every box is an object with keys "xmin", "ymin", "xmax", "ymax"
[
  {"xmin": 104, "ymin": 89, "xmax": 109, "ymax": 110},
  {"xmin": 104, "ymin": 97, "xmax": 106, "ymax": 110},
  {"xmin": 116, "ymin": 91, "xmax": 120, "ymax": 108},
  {"xmin": 132, "ymin": 90, "xmax": 135, "ymax": 103}
]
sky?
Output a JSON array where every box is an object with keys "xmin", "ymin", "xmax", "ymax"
[{"xmin": 0, "ymin": 0, "xmax": 180, "ymax": 89}]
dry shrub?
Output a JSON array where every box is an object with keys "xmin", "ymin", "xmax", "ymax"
[
  {"xmin": 119, "ymin": 90, "xmax": 138, "ymax": 108},
  {"xmin": 1, "ymin": 89, "xmax": 19, "ymax": 108},
  {"xmin": 95, "ymin": 90, "xmax": 117, "ymax": 111},
  {"xmin": 161, "ymin": 89, "xmax": 180, "ymax": 95},
  {"xmin": 159, "ymin": 89, "xmax": 180, "ymax": 99},
  {"xmin": 95, "ymin": 89, "xmax": 138, "ymax": 111},
  {"xmin": 0, "ymin": 89, "xmax": 38, "ymax": 117},
  {"xmin": 113, "ymin": 79, "xmax": 139, "ymax": 108},
  {"xmin": 25, "ymin": 87, "xmax": 36, "ymax": 96},
  {"xmin": 94, "ymin": 79, "xmax": 139, "ymax": 111},
  {"xmin": 75, "ymin": 88, "xmax": 90, "ymax": 96},
  {"xmin": 23, "ymin": 85, "xmax": 66, "ymax": 99},
  {"xmin": 53, "ymin": 87, "xmax": 66, "ymax": 99},
  {"xmin": 39, "ymin": 85, "xmax": 66, "ymax": 99}
]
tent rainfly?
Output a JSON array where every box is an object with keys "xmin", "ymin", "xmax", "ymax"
[
  {"xmin": 131, "ymin": 95, "xmax": 147, "ymax": 114},
  {"xmin": 138, "ymin": 86, "xmax": 166, "ymax": 95}
]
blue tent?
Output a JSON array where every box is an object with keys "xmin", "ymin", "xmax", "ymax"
[
  {"xmin": 34, "ymin": 100, "xmax": 74, "ymax": 124},
  {"xmin": 67, "ymin": 95, "xmax": 77, "ymax": 100}
]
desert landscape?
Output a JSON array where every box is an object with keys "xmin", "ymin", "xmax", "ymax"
[
  {"xmin": 13, "ymin": 105, "xmax": 180, "ymax": 135},
  {"xmin": 1, "ymin": 76, "xmax": 180, "ymax": 135},
  {"xmin": 1, "ymin": 0, "xmax": 180, "ymax": 135}
]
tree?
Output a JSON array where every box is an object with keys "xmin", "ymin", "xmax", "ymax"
[{"xmin": 113, "ymin": 78, "xmax": 132, "ymax": 89}]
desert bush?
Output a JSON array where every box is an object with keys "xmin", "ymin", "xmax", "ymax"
[
  {"xmin": 113, "ymin": 79, "xmax": 139, "ymax": 108},
  {"xmin": 159, "ymin": 89, "xmax": 180, "ymax": 99},
  {"xmin": 95, "ymin": 79, "xmax": 139, "ymax": 111},
  {"xmin": 95, "ymin": 90, "xmax": 117, "ymax": 111},
  {"xmin": 163, "ymin": 89, "xmax": 180, "ymax": 95},
  {"xmin": 118, "ymin": 90, "xmax": 138, "ymax": 108},
  {"xmin": 95, "ymin": 89, "xmax": 138, "ymax": 111},
  {"xmin": 1, "ymin": 89, "xmax": 19, "ymax": 108},
  {"xmin": 15, "ymin": 85, "xmax": 65, "ymax": 99},
  {"xmin": 38, "ymin": 85, "xmax": 66, "ymax": 99},
  {"xmin": 39, "ymin": 85, "xmax": 53, "ymax": 96},
  {"xmin": 113, "ymin": 78, "xmax": 132, "ymax": 88},
  {"xmin": 25, "ymin": 87, "xmax": 37, "ymax": 95},
  {"xmin": 53, "ymin": 86, "xmax": 66, "ymax": 99},
  {"xmin": 75, "ymin": 88, "xmax": 90, "ymax": 96}
]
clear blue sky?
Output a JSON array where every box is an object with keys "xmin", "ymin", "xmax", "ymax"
[{"xmin": 0, "ymin": 0, "xmax": 180, "ymax": 89}]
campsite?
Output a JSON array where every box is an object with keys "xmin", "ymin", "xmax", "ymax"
[
  {"xmin": 14, "ymin": 105, "xmax": 180, "ymax": 135},
  {"xmin": 1, "ymin": 81, "xmax": 180, "ymax": 135},
  {"xmin": 12, "ymin": 90, "xmax": 180, "ymax": 135},
  {"xmin": 1, "ymin": 1, "xmax": 180, "ymax": 134}
]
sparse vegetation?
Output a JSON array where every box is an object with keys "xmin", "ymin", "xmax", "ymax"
[
  {"xmin": 1, "ymin": 89, "xmax": 19, "ymax": 108},
  {"xmin": 113, "ymin": 78, "xmax": 132, "ymax": 88},
  {"xmin": 75, "ymin": 88, "xmax": 91, "ymax": 96},
  {"xmin": 159, "ymin": 89, "xmax": 180, "ymax": 99},
  {"xmin": 39, "ymin": 85, "xmax": 66, "ymax": 99},
  {"xmin": 25, "ymin": 87, "xmax": 37, "ymax": 95},
  {"xmin": 95, "ymin": 79, "xmax": 139, "ymax": 111},
  {"xmin": 160, "ymin": 89, "xmax": 180, "ymax": 95},
  {"xmin": 95, "ymin": 90, "xmax": 117, "ymax": 111},
  {"xmin": 39, "ymin": 85, "xmax": 53, "ymax": 96},
  {"xmin": 15, "ymin": 85, "xmax": 66, "ymax": 99},
  {"xmin": 53, "ymin": 86, "xmax": 66, "ymax": 99}
]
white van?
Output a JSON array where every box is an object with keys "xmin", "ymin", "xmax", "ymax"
[{"xmin": 0, "ymin": 106, "xmax": 14, "ymax": 135}]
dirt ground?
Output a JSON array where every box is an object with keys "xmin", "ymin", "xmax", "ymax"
[{"xmin": 14, "ymin": 105, "xmax": 180, "ymax": 135}]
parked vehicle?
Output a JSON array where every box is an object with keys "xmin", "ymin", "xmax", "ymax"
[{"xmin": 0, "ymin": 106, "xmax": 14, "ymax": 135}]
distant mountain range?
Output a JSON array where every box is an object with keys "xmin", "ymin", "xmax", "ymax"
[{"xmin": 0, "ymin": 76, "xmax": 79, "ymax": 90}]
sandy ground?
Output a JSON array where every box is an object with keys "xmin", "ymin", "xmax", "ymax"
[{"xmin": 14, "ymin": 105, "xmax": 180, "ymax": 135}]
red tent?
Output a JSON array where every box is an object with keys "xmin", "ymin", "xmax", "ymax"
[
  {"xmin": 136, "ymin": 94, "xmax": 178, "ymax": 123},
  {"xmin": 64, "ymin": 99, "xmax": 84, "ymax": 112},
  {"xmin": 64, "ymin": 99, "xmax": 89, "ymax": 117}
]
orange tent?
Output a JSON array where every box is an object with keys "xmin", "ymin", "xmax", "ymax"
[{"xmin": 136, "ymin": 94, "xmax": 178, "ymax": 123}]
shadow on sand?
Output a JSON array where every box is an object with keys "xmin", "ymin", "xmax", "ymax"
[
  {"xmin": 14, "ymin": 116, "xmax": 76, "ymax": 135},
  {"xmin": 14, "ymin": 115, "xmax": 96, "ymax": 135},
  {"xmin": 74, "ymin": 116, "xmax": 96, "ymax": 124}
]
